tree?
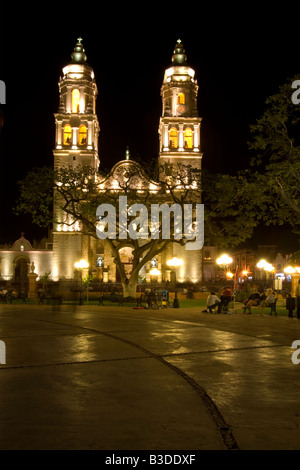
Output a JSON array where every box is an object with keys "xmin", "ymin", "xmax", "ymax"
[
  {"xmin": 14, "ymin": 166, "xmax": 54, "ymax": 229},
  {"xmin": 53, "ymin": 162, "xmax": 202, "ymax": 298},
  {"xmin": 38, "ymin": 271, "xmax": 51, "ymax": 292},
  {"xmin": 82, "ymin": 274, "xmax": 96, "ymax": 303},
  {"xmin": 248, "ymin": 74, "xmax": 300, "ymax": 239},
  {"xmin": 201, "ymin": 170, "xmax": 258, "ymax": 249},
  {"xmin": 15, "ymin": 159, "xmax": 261, "ymax": 295}
]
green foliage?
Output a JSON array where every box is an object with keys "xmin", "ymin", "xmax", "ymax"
[
  {"xmin": 81, "ymin": 274, "xmax": 95, "ymax": 288},
  {"xmin": 248, "ymin": 75, "xmax": 300, "ymax": 237},
  {"xmin": 14, "ymin": 166, "xmax": 54, "ymax": 228},
  {"xmin": 201, "ymin": 170, "xmax": 258, "ymax": 248}
]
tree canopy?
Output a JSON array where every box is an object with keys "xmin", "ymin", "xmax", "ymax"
[{"xmin": 248, "ymin": 74, "xmax": 300, "ymax": 238}]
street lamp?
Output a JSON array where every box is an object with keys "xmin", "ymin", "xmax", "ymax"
[
  {"xmin": 74, "ymin": 259, "xmax": 89, "ymax": 305},
  {"xmin": 256, "ymin": 259, "xmax": 275, "ymax": 286},
  {"xmin": 226, "ymin": 272, "xmax": 234, "ymax": 280},
  {"xmin": 216, "ymin": 254, "xmax": 233, "ymax": 281},
  {"xmin": 216, "ymin": 254, "xmax": 233, "ymax": 266},
  {"xmin": 150, "ymin": 267, "xmax": 161, "ymax": 277},
  {"xmin": 284, "ymin": 266, "xmax": 296, "ymax": 274},
  {"xmin": 167, "ymin": 257, "xmax": 183, "ymax": 308}
]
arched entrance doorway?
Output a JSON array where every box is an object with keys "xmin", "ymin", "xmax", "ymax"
[
  {"xmin": 116, "ymin": 247, "xmax": 133, "ymax": 282},
  {"xmin": 14, "ymin": 257, "xmax": 29, "ymax": 292}
]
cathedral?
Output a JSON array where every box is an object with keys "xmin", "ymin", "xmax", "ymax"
[{"xmin": 0, "ymin": 38, "xmax": 203, "ymax": 292}]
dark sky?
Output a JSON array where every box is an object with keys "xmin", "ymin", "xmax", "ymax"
[{"xmin": 0, "ymin": 4, "xmax": 299, "ymax": 249}]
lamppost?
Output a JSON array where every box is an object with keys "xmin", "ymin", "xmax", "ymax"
[
  {"xmin": 264, "ymin": 263, "xmax": 275, "ymax": 287},
  {"xmin": 74, "ymin": 259, "xmax": 89, "ymax": 305},
  {"xmin": 150, "ymin": 267, "xmax": 161, "ymax": 280},
  {"xmin": 216, "ymin": 254, "xmax": 233, "ymax": 282},
  {"xmin": 167, "ymin": 257, "xmax": 183, "ymax": 308},
  {"xmin": 256, "ymin": 259, "xmax": 275, "ymax": 287}
]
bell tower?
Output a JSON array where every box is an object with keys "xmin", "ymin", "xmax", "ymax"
[
  {"xmin": 158, "ymin": 40, "xmax": 202, "ymax": 178},
  {"xmin": 158, "ymin": 40, "xmax": 203, "ymax": 284},
  {"xmin": 53, "ymin": 37, "xmax": 99, "ymax": 171},
  {"xmin": 52, "ymin": 38, "xmax": 99, "ymax": 279}
]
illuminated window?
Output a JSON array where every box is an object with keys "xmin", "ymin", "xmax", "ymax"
[
  {"xmin": 72, "ymin": 89, "xmax": 80, "ymax": 113},
  {"xmin": 151, "ymin": 258, "xmax": 157, "ymax": 268},
  {"xmin": 177, "ymin": 93, "xmax": 185, "ymax": 104},
  {"xmin": 63, "ymin": 125, "xmax": 72, "ymax": 145},
  {"xmin": 169, "ymin": 128, "xmax": 178, "ymax": 148},
  {"xmin": 79, "ymin": 125, "xmax": 87, "ymax": 145},
  {"xmin": 184, "ymin": 128, "xmax": 193, "ymax": 148}
]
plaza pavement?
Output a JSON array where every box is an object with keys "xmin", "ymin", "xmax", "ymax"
[{"xmin": 0, "ymin": 303, "xmax": 299, "ymax": 451}]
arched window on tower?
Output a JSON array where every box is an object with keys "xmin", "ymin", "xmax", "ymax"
[
  {"xmin": 72, "ymin": 89, "xmax": 80, "ymax": 113},
  {"xmin": 169, "ymin": 128, "xmax": 178, "ymax": 148},
  {"xmin": 79, "ymin": 125, "xmax": 87, "ymax": 145},
  {"xmin": 96, "ymin": 256, "xmax": 104, "ymax": 268},
  {"xmin": 63, "ymin": 125, "xmax": 72, "ymax": 145},
  {"xmin": 184, "ymin": 128, "xmax": 193, "ymax": 149},
  {"xmin": 177, "ymin": 93, "xmax": 185, "ymax": 104}
]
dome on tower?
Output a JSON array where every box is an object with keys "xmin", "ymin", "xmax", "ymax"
[
  {"xmin": 61, "ymin": 37, "xmax": 95, "ymax": 81},
  {"xmin": 71, "ymin": 37, "xmax": 88, "ymax": 63},
  {"xmin": 171, "ymin": 39, "xmax": 187, "ymax": 65},
  {"xmin": 163, "ymin": 39, "xmax": 195, "ymax": 83}
]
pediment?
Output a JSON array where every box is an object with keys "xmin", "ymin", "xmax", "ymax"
[{"xmin": 98, "ymin": 160, "xmax": 161, "ymax": 192}]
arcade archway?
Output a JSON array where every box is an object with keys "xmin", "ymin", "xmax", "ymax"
[
  {"xmin": 14, "ymin": 257, "xmax": 29, "ymax": 291},
  {"xmin": 116, "ymin": 247, "xmax": 133, "ymax": 282}
]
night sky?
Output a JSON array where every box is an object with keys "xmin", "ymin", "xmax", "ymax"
[{"xmin": 0, "ymin": 4, "xmax": 299, "ymax": 250}]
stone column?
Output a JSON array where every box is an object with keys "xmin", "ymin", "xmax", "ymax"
[
  {"xmin": 291, "ymin": 273, "xmax": 300, "ymax": 297},
  {"xmin": 27, "ymin": 272, "xmax": 38, "ymax": 299}
]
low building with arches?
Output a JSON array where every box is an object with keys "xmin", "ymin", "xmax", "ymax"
[{"xmin": 0, "ymin": 234, "xmax": 52, "ymax": 293}]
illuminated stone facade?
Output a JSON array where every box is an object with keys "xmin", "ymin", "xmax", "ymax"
[
  {"xmin": 0, "ymin": 39, "xmax": 203, "ymax": 287},
  {"xmin": 52, "ymin": 38, "xmax": 100, "ymax": 279}
]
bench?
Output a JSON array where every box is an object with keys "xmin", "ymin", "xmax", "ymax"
[{"xmin": 38, "ymin": 293, "xmax": 62, "ymax": 305}]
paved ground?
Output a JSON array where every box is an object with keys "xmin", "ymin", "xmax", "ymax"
[{"xmin": 0, "ymin": 303, "xmax": 300, "ymax": 450}]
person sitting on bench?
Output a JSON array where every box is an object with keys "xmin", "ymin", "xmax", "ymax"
[
  {"xmin": 260, "ymin": 288, "xmax": 276, "ymax": 315},
  {"xmin": 220, "ymin": 286, "xmax": 233, "ymax": 312},
  {"xmin": 242, "ymin": 290, "xmax": 261, "ymax": 314}
]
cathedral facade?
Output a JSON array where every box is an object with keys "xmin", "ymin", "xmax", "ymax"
[{"xmin": 0, "ymin": 39, "xmax": 203, "ymax": 290}]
